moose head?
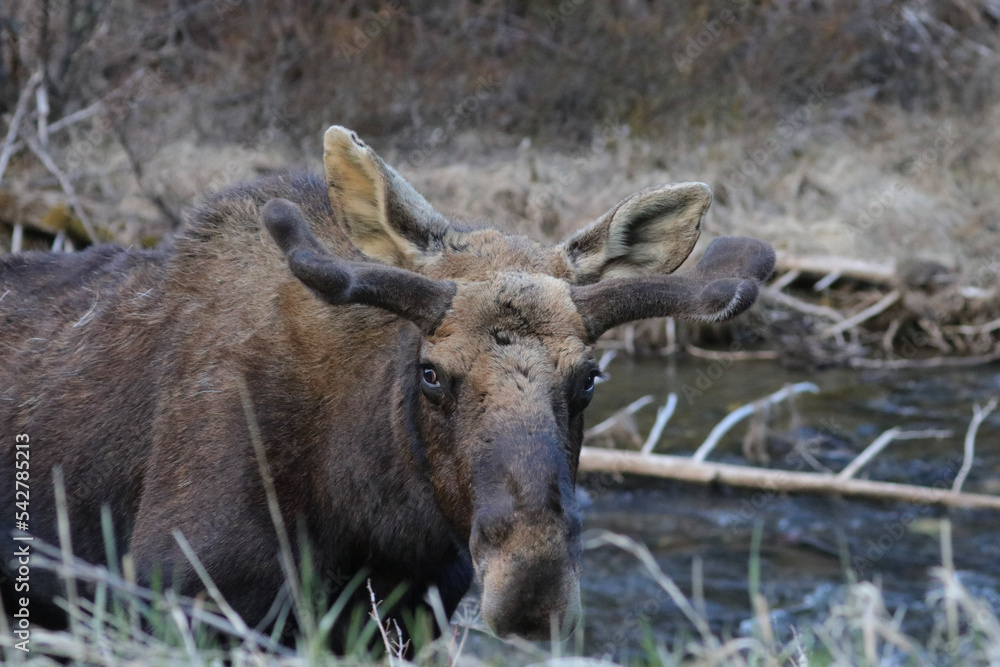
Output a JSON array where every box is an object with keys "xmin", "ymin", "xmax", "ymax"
[{"xmin": 260, "ymin": 127, "xmax": 774, "ymax": 640}]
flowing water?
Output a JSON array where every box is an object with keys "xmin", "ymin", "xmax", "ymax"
[{"xmin": 465, "ymin": 357, "xmax": 1000, "ymax": 661}]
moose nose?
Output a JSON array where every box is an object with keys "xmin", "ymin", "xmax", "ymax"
[
  {"xmin": 472, "ymin": 505, "xmax": 583, "ymax": 642},
  {"xmin": 468, "ymin": 422, "xmax": 583, "ymax": 641},
  {"xmin": 479, "ymin": 557, "xmax": 582, "ymax": 641}
]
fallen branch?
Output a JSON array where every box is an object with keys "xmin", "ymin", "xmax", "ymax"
[
  {"xmin": 822, "ymin": 290, "xmax": 901, "ymax": 338},
  {"xmin": 769, "ymin": 269, "xmax": 801, "ymax": 292},
  {"xmin": 641, "ymin": 393, "xmax": 677, "ymax": 455},
  {"xmin": 578, "ymin": 447, "xmax": 1000, "ymax": 511},
  {"xmin": 813, "ymin": 269, "xmax": 842, "ymax": 291},
  {"xmin": 850, "ymin": 349, "xmax": 1000, "ymax": 369},
  {"xmin": 944, "ymin": 317, "xmax": 1000, "ymax": 336},
  {"xmin": 692, "ymin": 382, "xmax": 820, "ymax": 462},
  {"xmin": 584, "ymin": 394, "xmax": 654, "ymax": 438},
  {"xmin": 838, "ymin": 427, "xmax": 902, "ymax": 480},
  {"xmin": 759, "ymin": 286, "xmax": 845, "ymax": 322},
  {"xmin": 775, "ymin": 252, "xmax": 896, "ymax": 286},
  {"xmin": 685, "ymin": 344, "xmax": 779, "ymax": 361}
]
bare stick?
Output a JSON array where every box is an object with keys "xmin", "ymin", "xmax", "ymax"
[
  {"xmin": 838, "ymin": 427, "xmax": 902, "ymax": 480},
  {"xmin": 833, "ymin": 429, "xmax": 956, "ymax": 481},
  {"xmin": 579, "ymin": 447, "xmax": 1000, "ymax": 510},
  {"xmin": 768, "ymin": 269, "xmax": 801, "ymax": 292},
  {"xmin": 11, "ymin": 224, "xmax": 23, "ymax": 253},
  {"xmin": 822, "ymin": 290, "xmax": 901, "ymax": 338},
  {"xmin": 36, "ymin": 82, "xmax": 50, "ymax": 148},
  {"xmin": 692, "ymin": 382, "xmax": 820, "ymax": 462},
  {"xmin": 775, "ymin": 251, "xmax": 896, "ymax": 285},
  {"xmin": 368, "ymin": 579, "xmax": 405, "ymax": 664},
  {"xmin": 8, "ymin": 101, "xmax": 106, "ymax": 154},
  {"xmin": 597, "ymin": 348, "xmax": 617, "ymax": 371},
  {"xmin": 851, "ymin": 349, "xmax": 1000, "ymax": 370},
  {"xmin": 595, "ymin": 349, "xmax": 616, "ymax": 384},
  {"xmin": 944, "ymin": 317, "xmax": 1000, "ymax": 335},
  {"xmin": 813, "ymin": 269, "xmax": 842, "ymax": 291},
  {"xmin": 895, "ymin": 429, "xmax": 953, "ymax": 440},
  {"xmin": 451, "ymin": 617, "xmax": 471, "ymax": 667},
  {"xmin": 584, "ymin": 394, "xmax": 654, "ymax": 438},
  {"xmin": 883, "ymin": 317, "xmax": 902, "ymax": 352},
  {"xmin": 236, "ymin": 376, "xmax": 313, "ymax": 634},
  {"xmin": 22, "ymin": 132, "xmax": 98, "ymax": 243},
  {"xmin": 0, "ymin": 70, "xmax": 43, "ymax": 186},
  {"xmin": 47, "ymin": 101, "xmax": 105, "ymax": 134},
  {"xmin": 641, "ymin": 393, "xmax": 677, "ymax": 455},
  {"xmin": 665, "ymin": 317, "xmax": 677, "ymax": 355},
  {"xmin": 952, "ymin": 398, "xmax": 998, "ymax": 493},
  {"xmin": 685, "ymin": 344, "xmax": 779, "ymax": 362},
  {"xmin": 760, "ymin": 287, "xmax": 845, "ymax": 322}
]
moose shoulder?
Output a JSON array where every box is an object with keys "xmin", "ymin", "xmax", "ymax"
[{"xmin": 0, "ymin": 126, "xmax": 774, "ymax": 646}]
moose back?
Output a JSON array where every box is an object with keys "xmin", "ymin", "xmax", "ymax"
[{"xmin": 0, "ymin": 126, "xmax": 774, "ymax": 646}]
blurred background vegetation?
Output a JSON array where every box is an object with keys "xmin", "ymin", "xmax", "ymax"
[
  {"xmin": 7, "ymin": 1, "xmax": 998, "ymax": 139},
  {"xmin": 2, "ymin": 0, "xmax": 1000, "ymax": 266}
]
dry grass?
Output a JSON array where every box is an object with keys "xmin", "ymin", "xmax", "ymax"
[{"xmin": 3, "ymin": 522, "xmax": 998, "ymax": 665}]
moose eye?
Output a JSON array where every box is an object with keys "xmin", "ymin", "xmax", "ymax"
[
  {"xmin": 420, "ymin": 365, "xmax": 441, "ymax": 389},
  {"xmin": 573, "ymin": 369, "xmax": 601, "ymax": 412}
]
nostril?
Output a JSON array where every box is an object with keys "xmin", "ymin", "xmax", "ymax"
[{"xmin": 484, "ymin": 604, "xmax": 580, "ymax": 642}]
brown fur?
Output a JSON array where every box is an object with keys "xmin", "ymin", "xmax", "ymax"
[{"xmin": 0, "ymin": 126, "xmax": 774, "ymax": 648}]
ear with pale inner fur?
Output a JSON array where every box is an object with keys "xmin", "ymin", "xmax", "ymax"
[
  {"xmin": 559, "ymin": 182, "xmax": 713, "ymax": 283},
  {"xmin": 323, "ymin": 125, "xmax": 450, "ymax": 268}
]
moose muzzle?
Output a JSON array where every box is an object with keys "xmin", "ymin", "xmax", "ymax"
[{"xmin": 468, "ymin": 430, "xmax": 583, "ymax": 641}]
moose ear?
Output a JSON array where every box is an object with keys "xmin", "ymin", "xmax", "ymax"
[
  {"xmin": 559, "ymin": 183, "xmax": 712, "ymax": 283},
  {"xmin": 323, "ymin": 126, "xmax": 450, "ymax": 268}
]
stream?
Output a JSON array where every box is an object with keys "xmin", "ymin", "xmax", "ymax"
[{"xmin": 465, "ymin": 357, "xmax": 1000, "ymax": 661}]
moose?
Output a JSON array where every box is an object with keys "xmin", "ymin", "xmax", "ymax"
[{"xmin": 0, "ymin": 126, "xmax": 774, "ymax": 648}]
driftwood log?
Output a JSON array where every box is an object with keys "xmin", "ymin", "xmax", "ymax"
[
  {"xmin": 580, "ymin": 387, "xmax": 1000, "ymax": 511},
  {"xmin": 578, "ymin": 448, "xmax": 1000, "ymax": 511}
]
